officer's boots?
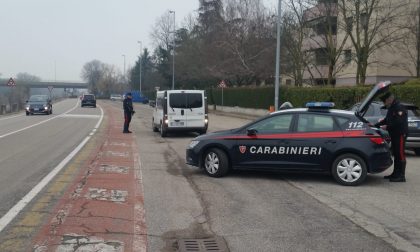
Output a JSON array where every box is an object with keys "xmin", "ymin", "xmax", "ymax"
[{"xmin": 390, "ymin": 161, "xmax": 406, "ymax": 182}]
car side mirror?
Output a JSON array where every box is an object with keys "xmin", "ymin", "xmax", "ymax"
[{"xmin": 247, "ymin": 128, "xmax": 258, "ymax": 136}]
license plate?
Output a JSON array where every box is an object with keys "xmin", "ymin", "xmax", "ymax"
[
  {"xmin": 34, "ymin": 108, "xmax": 39, "ymax": 111},
  {"xmin": 171, "ymin": 121, "xmax": 184, "ymax": 126},
  {"xmin": 409, "ymin": 122, "xmax": 418, "ymax": 128}
]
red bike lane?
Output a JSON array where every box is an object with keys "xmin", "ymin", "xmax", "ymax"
[{"xmin": 32, "ymin": 102, "xmax": 147, "ymax": 251}]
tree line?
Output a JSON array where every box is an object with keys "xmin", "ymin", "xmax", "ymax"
[{"xmin": 81, "ymin": 0, "xmax": 420, "ymax": 96}]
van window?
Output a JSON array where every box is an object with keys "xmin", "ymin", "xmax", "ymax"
[{"xmin": 169, "ymin": 93, "xmax": 203, "ymax": 109}]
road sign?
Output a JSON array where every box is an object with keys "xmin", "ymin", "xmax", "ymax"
[
  {"xmin": 218, "ymin": 80, "xmax": 227, "ymax": 88},
  {"xmin": 48, "ymin": 86, "xmax": 54, "ymax": 92},
  {"xmin": 6, "ymin": 78, "xmax": 16, "ymax": 87}
]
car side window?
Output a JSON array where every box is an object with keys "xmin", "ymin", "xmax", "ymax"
[
  {"xmin": 250, "ymin": 114, "xmax": 293, "ymax": 133},
  {"xmin": 297, "ymin": 114, "xmax": 335, "ymax": 132},
  {"xmin": 336, "ymin": 117, "xmax": 351, "ymax": 129}
]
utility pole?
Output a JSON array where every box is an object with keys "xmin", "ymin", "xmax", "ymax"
[
  {"xmin": 417, "ymin": 5, "xmax": 420, "ymax": 77},
  {"xmin": 169, "ymin": 10, "xmax": 176, "ymax": 90},
  {"xmin": 138, "ymin": 41, "xmax": 142, "ymax": 92},
  {"xmin": 274, "ymin": 0, "xmax": 282, "ymax": 111},
  {"xmin": 122, "ymin": 54, "xmax": 126, "ymax": 83}
]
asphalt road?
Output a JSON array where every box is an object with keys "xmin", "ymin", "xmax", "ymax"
[
  {"xmin": 0, "ymin": 99, "xmax": 101, "ymax": 218},
  {"xmin": 130, "ymin": 103, "xmax": 397, "ymax": 252}
]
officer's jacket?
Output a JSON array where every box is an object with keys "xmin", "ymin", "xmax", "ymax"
[
  {"xmin": 123, "ymin": 98, "xmax": 133, "ymax": 114},
  {"xmin": 376, "ymin": 100, "xmax": 408, "ymax": 136}
]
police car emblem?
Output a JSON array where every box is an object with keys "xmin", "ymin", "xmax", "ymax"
[{"xmin": 239, "ymin": 146, "xmax": 246, "ymax": 154}]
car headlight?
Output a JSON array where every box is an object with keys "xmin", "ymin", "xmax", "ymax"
[
  {"xmin": 188, "ymin": 140, "xmax": 200, "ymax": 149},
  {"xmin": 44, "ymin": 106, "xmax": 49, "ymax": 110},
  {"xmin": 26, "ymin": 106, "xmax": 30, "ymax": 110}
]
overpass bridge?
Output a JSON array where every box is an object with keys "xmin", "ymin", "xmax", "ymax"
[{"xmin": 0, "ymin": 79, "xmax": 88, "ymax": 89}]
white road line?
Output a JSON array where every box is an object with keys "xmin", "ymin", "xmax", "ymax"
[
  {"xmin": 0, "ymin": 103, "xmax": 104, "ymax": 232},
  {"xmin": 0, "ymin": 100, "xmax": 79, "ymax": 139}
]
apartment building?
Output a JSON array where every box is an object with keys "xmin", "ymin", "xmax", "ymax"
[{"xmin": 296, "ymin": 0, "xmax": 419, "ymax": 86}]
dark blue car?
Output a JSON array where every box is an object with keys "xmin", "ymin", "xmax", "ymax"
[{"xmin": 186, "ymin": 82, "xmax": 393, "ymax": 186}]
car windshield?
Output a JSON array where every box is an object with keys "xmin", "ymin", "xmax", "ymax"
[{"xmin": 29, "ymin": 95, "xmax": 48, "ymax": 102}]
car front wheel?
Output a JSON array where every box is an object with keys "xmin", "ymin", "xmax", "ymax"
[
  {"xmin": 332, "ymin": 154, "xmax": 367, "ymax": 186},
  {"xmin": 203, "ymin": 148, "xmax": 229, "ymax": 177}
]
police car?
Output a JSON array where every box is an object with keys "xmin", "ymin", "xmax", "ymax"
[{"xmin": 186, "ymin": 81, "xmax": 394, "ymax": 186}]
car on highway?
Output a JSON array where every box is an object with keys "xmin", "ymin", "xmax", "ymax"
[
  {"xmin": 351, "ymin": 101, "xmax": 420, "ymax": 155},
  {"xmin": 186, "ymin": 81, "xmax": 394, "ymax": 186},
  {"xmin": 81, "ymin": 94, "xmax": 96, "ymax": 108},
  {"xmin": 25, "ymin": 95, "xmax": 52, "ymax": 115}
]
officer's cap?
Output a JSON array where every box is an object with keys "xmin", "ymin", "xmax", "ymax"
[
  {"xmin": 126, "ymin": 92, "xmax": 132, "ymax": 96},
  {"xmin": 380, "ymin": 92, "xmax": 392, "ymax": 102}
]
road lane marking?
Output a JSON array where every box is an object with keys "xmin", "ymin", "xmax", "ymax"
[
  {"xmin": 0, "ymin": 104, "xmax": 104, "ymax": 233},
  {"xmin": 0, "ymin": 100, "xmax": 81, "ymax": 139},
  {"xmin": 59, "ymin": 114, "xmax": 101, "ymax": 119}
]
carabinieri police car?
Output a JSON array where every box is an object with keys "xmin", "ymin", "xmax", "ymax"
[{"xmin": 186, "ymin": 81, "xmax": 394, "ymax": 186}]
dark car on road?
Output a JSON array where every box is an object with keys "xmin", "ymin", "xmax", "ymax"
[
  {"xmin": 351, "ymin": 101, "xmax": 420, "ymax": 155},
  {"xmin": 25, "ymin": 95, "xmax": 52, "ymax": 115},
  {"xmin": 81, "ymin": 94, "xmax": 96, "ymax": 108},
  {"xmin": 186, "ymin": 81, "xmax": 394, "ymax": 186}
]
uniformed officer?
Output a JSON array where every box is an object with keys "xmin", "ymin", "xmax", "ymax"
[
  {"xmin": 123, "ymin": 92, "xmax": 135, "ymax": 133},
  {"xmin": 375, "ymin": 92, "xmax": 408, "ymax": 182}
]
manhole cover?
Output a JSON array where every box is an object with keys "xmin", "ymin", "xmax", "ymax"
[{"xmin": 177, "ymin": 237, "xmax": 228, "ymax": 252}]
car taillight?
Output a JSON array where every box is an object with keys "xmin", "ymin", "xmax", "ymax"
[{"xmin": 370, "ymin": 137, "xmax": 385, "ymax": 145}]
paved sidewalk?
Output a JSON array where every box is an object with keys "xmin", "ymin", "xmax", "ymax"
[{"xmin": 31, "ymin": 103, "xmax": 147, "ymax": 251}]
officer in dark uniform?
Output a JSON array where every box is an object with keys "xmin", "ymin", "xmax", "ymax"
[
  {"xmin": 375, "ymin": 92, "xmax": 408, "ymax": 182},
  {"xmin": 123, "ymin": 92, "xmax": 135, "ymax": 133}
]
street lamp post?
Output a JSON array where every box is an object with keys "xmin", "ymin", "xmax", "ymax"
[
  {"xmin": 122, "ymin": 54, "xmax": 126, "ymax": 80},
  {"xmin": 169, "ymin": 10, "xmax": 176, "ymax": 90},
  {"xmin": 138, "ymin": 41, "xmax": 142, "ymax": 93},
  {"xmin": 274, "ymin": 0, "xmax": 282, "ymax": 111}
]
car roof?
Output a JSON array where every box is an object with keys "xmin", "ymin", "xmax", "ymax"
[{"xmin": 270, "ymin": 108, "xmax": 355, "ymax": 116}]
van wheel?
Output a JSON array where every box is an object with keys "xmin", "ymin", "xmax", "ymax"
[
  {"xmin": 152, "ymin": 119, "xmax": 159, "ymax": 132},
  {"xmin": 203, "ymin": 148, "xmax": 229, "ymax": 177},
  {"xmin": 199, "ymin": 130, "xmax": 207, "ymax": 135},
  {"xmin": 332, "ymin": 154, "xmax": 367, "ymax": 186},
  {"xmin": 160, "ymin": 123, "xmax": 167, "ymax": 137}
]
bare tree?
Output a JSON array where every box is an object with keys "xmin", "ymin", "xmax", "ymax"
[
  {"xmin": 81, "ymin": 60, "xmax": 104, "ymax": 95},
  {"xmin": 339, "ymin": 0, "xmax": 409, "ymax": 85},
  {"xmin": 150, "ymin": 12, "xmax": 175, "ymax": 51}
]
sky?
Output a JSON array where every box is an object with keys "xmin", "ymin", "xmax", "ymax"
[{"xmin": 0, "ymin": 0, "xmax": 276, "ymax": 82}]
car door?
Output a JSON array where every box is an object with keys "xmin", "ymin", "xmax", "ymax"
[
  {"xmin": 286, "ymin": 113, "xmax": 342, "ymax": 171},
  {"xmin": 232, "ymin": 113, "xmax": 295, "ymax": 169}
]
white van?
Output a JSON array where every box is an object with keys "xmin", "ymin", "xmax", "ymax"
[{"xmin": 152, "ymin": 90, "xmax": 208, "ymax": 137}]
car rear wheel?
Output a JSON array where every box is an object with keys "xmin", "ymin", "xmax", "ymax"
[
  {"xmin": 152, "ymin": 119, "xmax": 159, "ymax": 132},
  {"xmin": 332, "ymin": 154, "xmax": 367, "ymax": 186},
  {"xmin": 160, "ymin": 122, "xmax": 167, "ymax": 137},
  {"xmin": 414, "ymin": 148, "xmax": 420, "ymax": 156},
  {"xmin": 203, "ymin": 148, "xmax": 229, "ymax": 177}
]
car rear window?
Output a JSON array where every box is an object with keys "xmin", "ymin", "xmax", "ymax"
[
  {"xmin": 169, "ymin": 93, "xmax": 203, "ymax": 109},
  {"xmin": 84, "ymin": 95, "xmax": 95, "ymax": 100}
]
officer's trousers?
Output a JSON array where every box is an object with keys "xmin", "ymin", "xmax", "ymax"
[
  {"xmin": 391, "ymin": 134, "xmax": 406, "ymax": 177},
  {"xmin": 124, "ymin": 112, "xmax": 132, "ymax": 132}
]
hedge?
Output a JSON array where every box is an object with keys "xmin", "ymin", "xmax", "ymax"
[
  {"xmin": 140, "ymin": 79, "xmax": 420, "ymax": 110},
  {"xmin": 206, "ymin": 80, "xmax": 420, "ymax": 110}
]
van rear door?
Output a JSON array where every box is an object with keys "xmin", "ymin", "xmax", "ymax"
[
  {"xmin": 167, "ymin": 92, "xmax": 187, "ymax": 128},
  {"xmin": 185, "ymin": 92, "xmax": 205, "ymax": 128}
]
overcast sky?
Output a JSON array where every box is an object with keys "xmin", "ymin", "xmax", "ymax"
[{"xmin": 0, "ymin": 0, "xmax": 276, "ymax": 82}]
